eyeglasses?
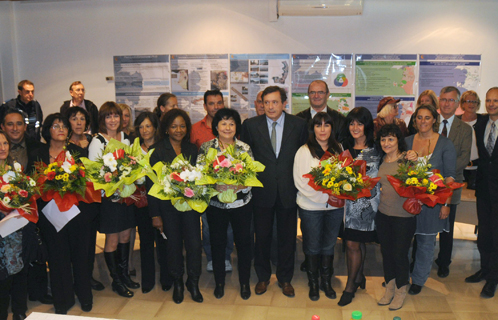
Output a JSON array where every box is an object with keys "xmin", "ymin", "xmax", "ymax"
[
  {"xmin": 463, "ymin": 100, "xmax": 478, "ymax": 104},
  {"xmin": 439, "ymin": 98, "xmax": 457, "ymax": 103},
  {"xmin": 309, "ymin": 91, "xmax": 327, "ymax": 96},
  {"xmin": 52, "ymin": 124, "xmax": 69, "ymax": 130}
]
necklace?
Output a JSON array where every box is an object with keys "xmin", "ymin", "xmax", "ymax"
[{"xmin": 385, "ymin": 153, "xmax": 401, "ymax": 163}]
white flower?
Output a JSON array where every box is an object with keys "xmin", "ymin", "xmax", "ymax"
[
  {"xmin": 29, "ymin": 178, "xmax": 36, "ymax": 187},
  {"xmin": 103, "ymin": 153, "xmax": 118, "ymax": 172},
  {"xmin": 62, "ymin": 161, "xmax": 73, "ymax": 174},
  {"xmin": 3, "ymin": 196, "xmax": 10, "ymax": 204},
  {"xmin": 163, "ymin": 178, "xmax": 172, "ymax": 194},
  {"xmin": 65, "ymin": 151, "xmax": 73, "ymax": 162},
  {"xmin": 349, "ymin": 177, "xmax": 356, "ymax": 183},
  {"xmin": 136, "ymin": 176, "xmax": 146, "ymax": 185},
  {"xmin": 99, "ymin": 167, "xmax": 105, "ymax": 177},
  {"xmin": 2, "ymin": 171, "xmax": 16, "ymax": 183},
  {"xmin": 13, "ymin": 162, "xmax": 22, "ymax": 172}
]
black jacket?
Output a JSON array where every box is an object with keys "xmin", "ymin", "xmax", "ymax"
[
  {"xmin": 0, "ymin": 96, "xmax": 43, "ymax": 141},
  {"xmin": 295, "ymin": 106, "xmax": 346, "ymax": 143}
]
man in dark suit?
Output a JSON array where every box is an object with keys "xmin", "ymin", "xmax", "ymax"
[
  {"xmin": 295, "ymin": 80, "xmax": 346, "ymax": 143},
  {"xmin": 60, "ymin": 81, "xmax": 99, "ymax": 134},
  {"xmin": 434, "ymin": 86, "xmax": 472, "ymax": 278},
  {"xmin": 466, "ymin": 87, "xmax": 498, "ymax": 298},
  {"xmin": 241, "ymin": 86, "xmax": 308, "ymax": 297}
]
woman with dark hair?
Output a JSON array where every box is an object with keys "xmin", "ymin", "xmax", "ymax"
[
  {"xmin": 66, "ymin": 107, "xmax": 92, "ymax": 150},
  {"xmin": 88, "ymin": 102, "xmax": 138, "ymax": 298},
  {"xmin": 406, "ymin": 104, "xmax": 456, "ymax": 295},
  {"xmin": 375, "ymin": 123, "xmax": 413, "ymax": 310},
  {"xmin": 154, "ymin": 93, "xmax": 178, "ymax": 119},
  {"xmin": 132, "ymin": 112, "xmax": 160, "ymax": 293},
  {"xmin": 148, "ymin": 108, "xmax": 202, "ymax": 304},
  {"xmin": 293, "ymin": 112, "xmax": 343, "ymax": 301},
  {"xmin": 338, "ymin": 107, "xmax": 381, "ymax": 306},
  {"xmin": 196, "ymin": 108, "xmax": 253, "ymax": 300},
  {"xmin": 30, "ymin": 113, "xmax": 95, "ymax": 314}
]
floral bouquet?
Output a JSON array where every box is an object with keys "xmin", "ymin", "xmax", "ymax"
[
  {"xmin": 196, "ymin": 145, "xmax": 265, "ymax": 203},
  {"xmin": 81, "ymin": 138, "xmax": 156, "ymax": 204},
  {"xmin": 34, "ymin": 150, "xmax": 101, "ymax": 212},
  {"xmin": 148, "ymin": 154, "xmax": 218, "ymax": 213},
  {"xmin": 303, "ymin": 150, "xmax": 380, "ymax": 207},
  {"xmin": 387, "ymin": 157, "xmax": 464, "ymax": 214},
  {"xmin": 0, "ymin": 162, "xmax": 39, "ymax": 223}
]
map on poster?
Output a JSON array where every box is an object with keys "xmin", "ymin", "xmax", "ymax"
[
  {"xmin": 113, "ymin": 55, "xmax": 170, "ymax": 118},
  {"xmin": 291, "ymin": 54, "xmax": 353, "ymax": 115},
  {"xmin": 419, "ymin": 54, "xmax": 481, "ymax": 95},
  {"xmin": 230, "ymin": 54, "xmax": 290, "ymax": 120},
  {"xmin": 355, "ymin": 54, "xmax": 417, "ymax": 97},
  {"xmin": 171, "ymin": 54, "xmax": 229, "ymax": 124}
]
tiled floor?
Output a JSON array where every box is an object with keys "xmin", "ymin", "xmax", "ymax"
[{"xmin": 22, "ymin": 222, "xmax": 494, "ymax": 320}]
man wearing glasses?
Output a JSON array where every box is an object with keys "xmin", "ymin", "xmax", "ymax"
[
  {"xmin": 296, "ymin": 80, "xmax": 346, "ymax": 143},
  {"xmin": 434, "ymin": 86, "xmax": 472, "ymax": 278}
]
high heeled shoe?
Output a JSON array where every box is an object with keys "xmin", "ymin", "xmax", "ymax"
[
  {"xmin": 353, "ymin": 276, "xmax": 366, "ymax": 292},
  {"xmin": 337, "ymin": 291, "xmax": 355, "ymax": 306}
]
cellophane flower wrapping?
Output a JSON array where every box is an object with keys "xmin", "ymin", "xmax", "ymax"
[
  {"xmin": 34, "ymin": 151, "xmax": 101, "ymax": 212},
  {"xmin": 195, "ymin": 145, "xmax": 265, "ymax": 203},
  {"xmin": 148, "ymin": 154, "xmax": 218, "ymax": 213},
  {"xmin": 81, "ymin": 137, "xmax": 156, "ymax": 200},
  {"xmin": 303, "ymin": 150, "xmax": 380, "ymax": 204},
  {"xmin": 0, "ymin": 162, "xmax": 39, "ymax": 223},
  {"xmin": 386, "ymin": 156, "xmax": 464, "ymax": 214}
]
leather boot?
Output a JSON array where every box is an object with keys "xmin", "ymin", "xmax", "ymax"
[
  {"xmin": 117, "ymin": 243, "xmax": 140, "ymax": 289},
  {"xmin": 104, "ymin": 251, "xmax": 133, "ymax": 298},
  {"xmin": 320, "ymin": 255, "xmax": 336, "ymax": 299},
  {"xmin": 306, "ymin": 254, "xmax": 320, "ymax": 301},
  {"xmin": 186, "ymin": 277, "xmax": 203, "ymax": 303},
  {"xmin": 172, "ymin": 278, "xmax": 184, "ymax": 304},
  {"xmin": 389, "ymin": 284, "xmax": 408, "ymax": 310},
  {"xmin": 378, "ymin": 279, "xmax": 395, "ymax": 305}
]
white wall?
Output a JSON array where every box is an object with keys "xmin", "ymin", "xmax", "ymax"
[{"xmin": 2, "ymin": 0, "xmax": 497, "ymax": 116}]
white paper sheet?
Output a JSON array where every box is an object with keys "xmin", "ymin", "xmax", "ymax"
[
  {"xmin": 0, "ymin": 210, "xmax": 29, "ymax": 238},
  {"xmin": 42, "ymin": 199, "xmax": 80, "ymax": 232},
  {"xmin": 27, "ymin": 312, "xmax": 116, "ymax": 319}
]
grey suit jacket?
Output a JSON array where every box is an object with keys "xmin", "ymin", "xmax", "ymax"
[{"xmin": 443, "ymin": 115, "xmax": 472, "ymax": 204}]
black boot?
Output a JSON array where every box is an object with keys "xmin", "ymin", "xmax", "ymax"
[
  {"xmin": 320, "ymin": 255, "xmax": 336, "ymax": 299},
  {"xmin": 172, "ymin": 278, "xmax": 184, "ymax": 304},
  {"xmin": 306, "ymin": 254, "xmax": 320, "ymax": 301},
  {"xmin": 117, "ymin": 243, "xmax": 140, "ymax": 289},
  {"xmin": 104, "ymin": 251, "xmax": 133, "ymax": 298},
  {"xmin": 186, "ymin": 277, "xmax": 203, "ymax": 303}
]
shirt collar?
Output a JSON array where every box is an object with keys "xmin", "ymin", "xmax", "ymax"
[
  {"xmin": 440, "ymin": 114, "xmax": 455, "ymax": 128},
  {"xmin": 266, "ymin": 112, "xmax": 285, "ymax": 126}
]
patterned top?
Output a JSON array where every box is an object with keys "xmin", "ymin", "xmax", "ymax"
[
  {"xmin": 344, "ymin": 146, "xmax": 381, "ymax": 231},
  {"xmin": 0, "ymin": 212, "xmax": 24, "ymax": 281},
  {"xmin": 197, "ymin": 138, "xmax": 253, "ymax": 209}
]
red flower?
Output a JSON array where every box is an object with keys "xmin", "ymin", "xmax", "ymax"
[
  {"xmin": 112, "ymin": 149, "xmax": 125, "ymax": 160},
  {"xmin": 47, "ymin": 171, "xmax": 56, "ymax": 180},
  {"xmin": 18, "ymin": 190, "xmax": 28, "ymax": 197},
  {"xmin": 213, "ymin": 155, "xmax": 226, "ymax": 168},
  {"xmin": 170, "ymin": 172, "xmax": 183, "ymax": 182},
  {"xmin": 79, "ymin": 170, "xmax": 86, "ymax": 177}
]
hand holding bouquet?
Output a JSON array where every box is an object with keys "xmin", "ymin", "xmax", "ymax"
[
  {"xmin": 196, "ymin": 145, "xmax": 265, "ymax": 203},
  {"xmin": 81, "ymin": 137, "xmax": 156, "ymax": 200},
  {"xmin": 35, "ymin": 150, "xmax": 101, "ymax": 212},
  {"xmin": 148, "ymin": 154, "xmax": 218, "ymax": 213},
  {"xmin": 0, "ymin": 162, "xmax": 39, "ymax": 223},
  {"xmin": 303, "ymin": 150, "xmax": 380, "ymax": 206},
  {"xmin": 387, "ymin": 156, "xmax": 464, "ymax": 214}
]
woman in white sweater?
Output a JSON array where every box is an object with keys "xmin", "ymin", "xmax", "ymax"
[{"xmin": 293, "ymin": 112, "xmax": 343, "ymax": 301}]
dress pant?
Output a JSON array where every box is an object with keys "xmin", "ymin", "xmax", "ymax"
[
  {"xmin": 38, "ymin": 203, "xmax": 94, "ymax": 311},
  {"xmin": 1, "ymin": 266, "xmax": 28, "ymax": 320},
  {"xmin": 201, "ymin": 212, "xmax": 234, "ymax": 261},
  {"xmin": 135, "ymin": 206, "xmax": 156, "ymax": 288},
  {"xmin": 254, "ymin": 194, "xmax": 297, "ymax": 283},
  {"xmin": 206, "ymin": 203, "xmax": 252, "ymax": 285},
  {"xmin": 436, "ymin": 204, "xmax": 457, "ymax": 268},
  {"xmin": 476, "ymin": 188, "xmax": 498, "ymax": 281},
  {"xmin": 159, "ymin": 203, "xmax": 202, "ymax": 279},
  {"xmin": 376, "ymin": 212, "xmax": 416, "ymax": 288},
  {"xmin": 0, "ymin": 276, "xmax": 12, "ymax": 320},
  {"xmin": 87, "ymin": 203, "xmax": 100, "ymax": 280}
]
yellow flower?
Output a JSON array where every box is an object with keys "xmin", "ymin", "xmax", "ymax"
[
  {"xmin": 323, "ymin": 167, "xmax": 331, "ymax": 175},
  {"xmin": 55, "ymin": 175, "xmax": 63, "ymax": 180},
  {"xmin": 343, "ymin": 183, "xmax": 353, "ymax": 192},
  {"xmin": 330, "ymin": 177, "xmax": 336, "ymax": 182},
  {"xmin": 327, "ymin": 181, "xmax": 334, "ymax": 188},
  {"xmin": 346, "ymin": 167, "xmax": 353, "ymax": 174},
  {"xmin": 0, "ymin": 184, "xmax": 11, "ymax": 193},
  {"xmin": 63, "ymin": 176, "xmax": 69, "ymax": 182},
  {"xmin": 357, "ymin": 173, "xmax": 362, "ymax": 180},
  {"xmin": 61, "ymin": 187, "xmax": 67, "ymax": 192},
  {"xmin": 408, "ymin": 171, "xmax": 416, "ymax": 176},
  {"xmin": 63, "ymin": 173, "xmax": 69, "ymax": 179},
  {"xmin": 422, "ymin": 179, "xmax": 428, "ymax": 185},
  {"xmin": 70, "ymin": 165, "xmax": 78, "ymax": 172},
  {"xmin": 405, "ymin": 178, "xmax": 412, "ymax": 185}
]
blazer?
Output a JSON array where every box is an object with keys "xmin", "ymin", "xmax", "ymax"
[
  {"xmin": 474, "ymin": 115, "xmax": 498, "ymax": 199},
  {"xmin": 295, "ymin": 106, "xmax": 346, "ymax": 143},
  {"xmin": 147, "ymin": 138, "xmax": 198, "ymax": 217},
  {"xmin": 444, "ymin": 115, "xmax": 472, "ymax": 204},
  {"xmin": 60, "ymin": 99, "xmax": 99, "ymax": 135},
  {"xmin": 240, "ymin": 113, "xmax": 308, "ymax": 209}
]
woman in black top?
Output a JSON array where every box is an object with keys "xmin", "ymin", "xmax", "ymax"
[
  {"xmin": 66, "ymin": 106, "xmax": 93, "ymax": 150},
  {"xmin": 148, "ymin": 109, "xmax": 202, "ymax": 304}
]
